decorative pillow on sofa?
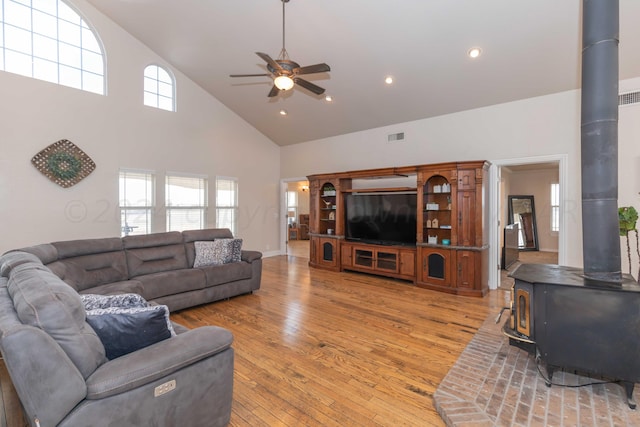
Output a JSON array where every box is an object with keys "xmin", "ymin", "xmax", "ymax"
[
  {"xmin": 81, "ymin": 294, "xmax": 176, "ymax": 360},
  {"xmin": 81, "ymin": 293, "xmax": 148, "ymax": 311},
  {"xmin": 193, "ymin": 239, "xmax": 243, "ymax": 267}
]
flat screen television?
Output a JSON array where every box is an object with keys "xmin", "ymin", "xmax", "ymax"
[{"xmin": 344, "ymin": 192, "xmax": 417, "ymax": 246}]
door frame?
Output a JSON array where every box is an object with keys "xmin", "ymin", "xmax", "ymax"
[
  {"xmin": 280, "ymin": 177, "xmax": 309, "ymax": 255},
  {"xmin": 488, "ymin": 154, "xmax": 568, "ymax": 289}
]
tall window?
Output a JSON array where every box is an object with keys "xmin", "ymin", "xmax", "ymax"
[
  {"xmin": 550, "ymin": 183, "xmax": 560, "ymax": 232},
  {"xmin": 166, "ymin": 174, "xmax": 207, "ymax": 232},
  {"xmin": 143, "ymin": 64, "xmax": 175, "ymax": 111},
  {"xmin": 216, "ymin": 177, "xmax": 238, "ymax": 235},
  {"xmin": 287, "ymin": 190, "xmax": 297, "ymax": 227},
  {"xmin": 119, "ymin": 170, "xmax": 154, "ymax": 236},
  {"xmin": 1, "ymin": 0, "xmax": 105, "ymax": 94}
]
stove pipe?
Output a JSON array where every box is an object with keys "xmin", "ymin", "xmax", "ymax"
[{"xmin": 581, "ymin": 0, "xmax": 621, "ymax": 282}]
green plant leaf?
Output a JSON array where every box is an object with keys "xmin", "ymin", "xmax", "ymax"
[{"xmin": 619, "ymin": 206, "xmax": 638, "ymax": 236}]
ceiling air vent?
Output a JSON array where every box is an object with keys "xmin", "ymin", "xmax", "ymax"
[
  {"xmin": 387, "ymin": 132, "xmax": 405, "ymax": 143},
  {"xmin": 619, "ymin": 91, "xmax": 640, "ymax": 107}
]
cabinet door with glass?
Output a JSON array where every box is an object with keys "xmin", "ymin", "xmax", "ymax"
[
  {"xmin": 418, "ymin": 246, "xmax": 453, "ymax": 288},
  {"xmin": 375, "ymin": 249, "xmax": 399, "ymax": 273},
  {"xmin": 318, "ymin": 237, "xmax": 339, "ymax": 268}
]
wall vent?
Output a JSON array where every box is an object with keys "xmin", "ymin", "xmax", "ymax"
[
  {"xmin": 619, "ymin": 91, "xmax": 640, "ymax": 107},
  {"xmin": 387, "ymin": 132, "xmax": 405, "ymax": 142}
]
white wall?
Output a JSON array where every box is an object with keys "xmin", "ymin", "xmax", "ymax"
[
  {"xmin": 0, "ymin": 0, "xmax": 281, "ymax": 254},
  {"xmin": 281, "ymin": 77, "xmax": 640, "ymax": 272}
]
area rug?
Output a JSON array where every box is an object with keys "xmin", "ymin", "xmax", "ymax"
[{"xmin": 433, "ymin": 312, "xmax": 640, "ymax": 426}]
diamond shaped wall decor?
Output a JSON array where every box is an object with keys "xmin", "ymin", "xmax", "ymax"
[{"xmin": 31, "ymin": 139, "xmax": 96, "ymax": 188}]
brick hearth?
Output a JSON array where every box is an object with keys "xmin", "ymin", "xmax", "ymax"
[{"xmin": 434, "ymin": 312, "xmax": 640, "ymax": 426}]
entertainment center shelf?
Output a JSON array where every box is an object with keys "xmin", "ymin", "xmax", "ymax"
[{"xmin": 307, "ymin": 161, "xmax": 490, "ymax": 297}]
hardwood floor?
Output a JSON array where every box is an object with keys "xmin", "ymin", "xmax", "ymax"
[{"xmin": 172, "ymin": 255, "xmax": 510, "ymax": 426}]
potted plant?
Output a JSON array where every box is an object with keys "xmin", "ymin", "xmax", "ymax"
[{"xmin": 619, "ymin": 206, "xmax": 639, "ymax": 279}]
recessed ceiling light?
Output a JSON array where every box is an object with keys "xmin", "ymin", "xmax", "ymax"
[
  {"xmin": 279, "ymin": 109, "xmax": 287, "ymax": 116},
  {"xmin": 325, "ymin": 95, "xmax": 333, "ymax": 102},
  {"xmin": 385, "ymin": 76, "xmax": 394, "ymax": 84},
  {"xmin": 468, "ymin": 47, "xmax": 482, "ymax": 59}
]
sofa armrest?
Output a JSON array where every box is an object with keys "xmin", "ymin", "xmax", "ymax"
[
  {"xmin": 85, "ymin": 326, "xmax": 233, "ymax": 399},
  {"xmin": 241, "ymin": 250, "xmax": 262, "ymax": 263},
  {"xmin": 0, "ymin": 325, "xmax": 87, "ymax": 427}
]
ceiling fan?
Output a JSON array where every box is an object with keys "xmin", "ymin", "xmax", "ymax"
[{"xmin": 230, "ymin": 0, "xmax": 330, "ymax": 98}]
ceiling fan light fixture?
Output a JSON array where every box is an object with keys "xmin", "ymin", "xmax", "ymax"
[
  {"xmin": 468, "ymin": 47, "xmax": 482, "ymax": 59},
  {"xmin": 274, "ymin": 75, "xmax": 295, "ymax": 90},
  {"xmin": 230, "ymin": 0, "xmax": 330, "ymax": 98}
]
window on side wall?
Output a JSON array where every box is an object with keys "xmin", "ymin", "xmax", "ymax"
[
  {"xmin": 1, "ymin": 0, "xmax": 105, "ymax": 94},
  {"xmin": 143, "ymin": 64, "xmax": 175, "ymax": 111},
  {"xmin": 119, "ymin": 170, "xmax": 155, "ymax": 236},
  {"xmin": 287, "ymin": 190, "xmax": 298, "ymax": 227},
  {"xmin": 550, "ymin": 183, "xmax": 560, "ymax": 233},
  {"xmin": 166, "ymin": 173, "xmax": 207, "ymax": 232},
  {"xmin": 216, "ymin": 177, "xmax": 238, "ymax": 236}
]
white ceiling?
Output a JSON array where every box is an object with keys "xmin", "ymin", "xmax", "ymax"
[{"xmin": 84, "ymin": 0, "xmax": 640, "ymax": 146}]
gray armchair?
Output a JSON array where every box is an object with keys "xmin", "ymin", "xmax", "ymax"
[{"xmin": 0, "ymin": 251, "xmax": 234, "ymax": 427}]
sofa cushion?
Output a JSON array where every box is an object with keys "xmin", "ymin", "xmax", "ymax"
[
  {"xmin": 0, "ymin": 251, "xmax": 43, "ymax": 278},
  {"xmin": 6, "ymin": 262, "xmax": 107, "ymax": 378},
  {"xmin": 46, "ymin": 251, "xmax": 129, "ymax": 292},
  {"xmin": 53, "ymin": 238, "xmax": 123, "ymax": 259},
  {"xmin": 15, "ymin": 243, "xmax": 59, "ymax": 264},
  {"xmin": 193, "ymin": 239, "xmax": 242, "ymax": 267},
  {"xmin": 135, "ymin": 268, "xmax": 206, "ymax": 300},
  {"xmin": 78, "ymin": 280, "xmax": 144, "ymax": 296},
  {"xmin": 82, "ymin": 294, "xmax": 175, "ymax": 360},
  {"xmin": 124, "ymin": 232, "xmax": 189, "ymax": 277},
  {"xmin": 199, "ymin": 262, "xmax": 253, "ymax": 287}
]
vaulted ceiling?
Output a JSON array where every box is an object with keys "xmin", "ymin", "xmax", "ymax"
[{"xmin": 84, "ymin": 0, "xmax": 640, "ymax": 146}]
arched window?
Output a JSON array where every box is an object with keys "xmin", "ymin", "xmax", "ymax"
[
  {"xmin": 0, "ymin": 0, "xmax": 105, "ymax": 94},
  {"xmin": 143, "ymin": 64, "xmax": 175, "ymax": 111}
]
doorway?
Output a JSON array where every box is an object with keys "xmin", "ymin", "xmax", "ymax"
[
  {"xmin": 489, "ymin": 155, "xmax": 567, "ymax": 290},
  {"xmin": 280, "ymin": 178, "xmax": 310, "ymax": 258}
]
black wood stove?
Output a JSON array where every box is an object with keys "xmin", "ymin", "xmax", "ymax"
[{"xmin": 503, "ymin": 264, "xmax": 640, "ymax": 408}]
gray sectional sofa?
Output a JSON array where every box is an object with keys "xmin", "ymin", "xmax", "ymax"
[
  {"xmin": 17, "ymin": 228, "xmax": 263, "ymax": 311},
  {"xmin": 0, "ymin": 228, "xmax": 262, "ymax": 426}
]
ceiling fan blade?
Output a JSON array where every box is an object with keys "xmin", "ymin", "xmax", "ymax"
[
  {"xmin": 230, "ymin": 73, "xmax": 270, "ymax": 77},
  {"xmin": 294, "ymin": 78, "xmax": 325, "ymax": 95},
  {"xmin": 267, "ymin": 85, "xmax": 281, "ymax": 97},
  {"xmin": 294, "ymin": 63, "xmax": 331, "ymax": 75},
  {"xmin": 256, "ymin": 52, "xmax": 283, "ymax": 74}
]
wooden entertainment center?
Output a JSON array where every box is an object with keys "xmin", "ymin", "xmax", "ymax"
[{"xmin": 307, "ymin": 161, "xmax": 490, "ymax": 297}]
